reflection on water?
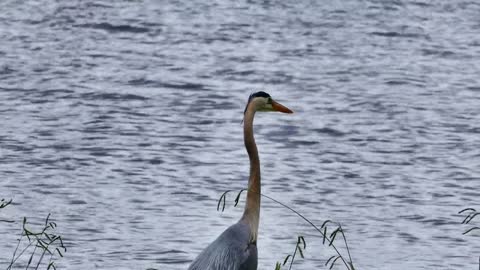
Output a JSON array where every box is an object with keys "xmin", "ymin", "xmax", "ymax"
[{"xmin": 1, "ymin": 0, "xmax": 480, "ymax": 269}]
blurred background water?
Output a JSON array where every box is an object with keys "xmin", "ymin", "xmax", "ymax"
[{"xmin": 1, "ymin": 0, "xmax": 480, "ymax": 269}]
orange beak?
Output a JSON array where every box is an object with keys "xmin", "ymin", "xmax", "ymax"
[{"xmin": 272, "ymin": 100, "xmax": 293, "ymax": 113}]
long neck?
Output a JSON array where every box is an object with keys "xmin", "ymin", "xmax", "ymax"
[{"xmin": 241, "ymin": 102, "xmax": 261, "ymax": 241}]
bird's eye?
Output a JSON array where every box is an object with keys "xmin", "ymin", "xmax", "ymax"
[{"xmin": 267, "ymin": 98, "xmax": 272, "ymax": 104}]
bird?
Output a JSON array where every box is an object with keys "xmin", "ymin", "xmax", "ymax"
[{"xmin": 188, "ymin": 91, "xmax": 293, "ymax": 270}]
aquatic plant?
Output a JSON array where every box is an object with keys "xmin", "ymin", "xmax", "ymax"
[
  {"xmin": 459, "ymin": 208, "xmax": 480, "ymax": 269},
  {"xmin": 459, "ymin": 208, "xmax": 480, "ymax": 236},
  {"xmin": 218, "ymin": 190, "xmax": 356, "ymax": 270},
  {"xmin": 1, "ymin": 198, "xmax": 66, "ymax": 270},
  {"xmin": 0, "ymin": 198, "xmax": 14, "ymax": 223}
]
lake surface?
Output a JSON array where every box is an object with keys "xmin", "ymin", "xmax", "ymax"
[{"xmin": 1, "ymin": 0, "xmax": 480, "ymax": 269}]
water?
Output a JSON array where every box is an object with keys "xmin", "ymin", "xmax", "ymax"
[{"xmin": 1, "ymin": 0, "xmax": 480, "ymax": 269}]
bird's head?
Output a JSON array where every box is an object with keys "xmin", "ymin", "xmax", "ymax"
[{"xmin": 244, "ymin": 91, "xmax": 293, "ymax": 114}]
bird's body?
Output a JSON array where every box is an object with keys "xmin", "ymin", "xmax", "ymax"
[
  {"xmin": 188, "ymin": 220, "xmax": 257, "ymax": 270},
  {"xmin": 188, "ymin": 92, "xmax": 292, "ymax": 270}
]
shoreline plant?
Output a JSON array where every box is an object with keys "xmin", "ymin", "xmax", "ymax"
[
  {"xmin": 459, "ymin": 208, "xmax": 480, "ymax": 270},
  {"xmin": 1, "ymin": 198, "xmax": 66, "ymax": 270},
  {"xmin": 218, "ymin": 189, "xmax": 356, "ymax": 270}
]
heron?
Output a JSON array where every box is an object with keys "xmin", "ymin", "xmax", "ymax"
[{"xmin": 188, "ymin": 91, "xmax": 293, "ymax": 270}]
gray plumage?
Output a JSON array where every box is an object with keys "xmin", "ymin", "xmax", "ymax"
[{"xmin": 188, "ymin": 220, "xmax": 257, "ymax": 270}]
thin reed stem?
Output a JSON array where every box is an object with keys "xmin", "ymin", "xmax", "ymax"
[{"xmin": 218, "ymin": 189, "xmax": 354, "ymax": 270}]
